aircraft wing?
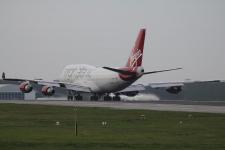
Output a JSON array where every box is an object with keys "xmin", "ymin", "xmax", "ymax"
[
  {"xmin": 0, "ymin": 79, "xmax": 23, "ymax": 85},
  {"xmin": 0, "ymin": 78, "xmax": 91, "ymax": 93},
  {"xmin": 119, "ymin": 84, "xmax": 146, "ymax": 92},
  {"xmin": 116, "ymin": 84, "xmax": 146, "ymax": 96},
  {"xmin": 149, "ymin": 82, "xmax": 184, "ymax": 94},
  {"xmin": 149, "ymin": 82, "xmax": 184, "ymax": 88},
  {"xmin": 37, "ymin": 80, "xmax": 91, "ymax": 92}
]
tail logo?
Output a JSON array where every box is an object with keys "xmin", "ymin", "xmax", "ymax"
[{"xmin": 129, "ymin": 49, "xmax": 142, "ymax": 67}]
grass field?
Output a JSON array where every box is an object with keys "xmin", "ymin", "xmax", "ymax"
[{"xmin": 0, "ymin": 103, "xmax": 225, "ymax": 150}]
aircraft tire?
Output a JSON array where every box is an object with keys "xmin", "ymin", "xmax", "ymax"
[
  {"xmin": 113, "ymin": 96, "xmax": 121, "ymax": 101},
  {"xmin": 103, "ymin": 95, "xmax": 112, "ymax": 101},
  {"xmin": 90, "ymin": 95, "xmax": 99, "ymax": 101},
  {"xmin": 75, "ymin": 95, "xmax": 83, "ymax": 101},
  {"xmin": 67, "ymin": 95, "xmax": 73, "ymax": 101}
]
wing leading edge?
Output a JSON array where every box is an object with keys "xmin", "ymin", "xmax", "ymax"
[{"xmin": 0, "ymin": 76, "xmax": 91, "ymax": 93}]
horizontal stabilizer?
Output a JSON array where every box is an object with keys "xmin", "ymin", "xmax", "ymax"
[
  {"xmin": 103, "ymin": 67, "xmax": 136, "ymax": 75},
  {"xmin": 144, "ymin": 68, "xmax": 182, "ymax": 75}
]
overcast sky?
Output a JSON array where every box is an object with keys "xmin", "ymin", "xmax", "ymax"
[{"xmin": 0, "ymin": 0, "xmax": 225, "ymax": 84}]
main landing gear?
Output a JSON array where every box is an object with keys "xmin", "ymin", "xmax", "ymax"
[
  {"xmin": 112, "ymin": 94, "xmax": 121, "ymax": 101},
  {"xmin": 67, "ymin": 91, "xmax": 83, "ymax": 101},
  {"xmin": 67, "ymin": 92, "xmax": 121, "ymax": 101},
  {"xmin": 103, "ymin": 94, "xmax": 112, "ymax": 101},
  {"xmin": 90, "ymin": 94, "xmax": 121, "ymax": 101},
  {"xmin": 90, "ymin": 94, "xmax": 99, "ymax": 101},
  {"xmin": 103, "ymin": 94, "xmax": 121, "ymax": 101},
  {"xmin": 67, "ymin": 94, "xmax": 83, "ymax": 101},
  {"xmin": 75, "ymin": 94, "xmax": 83, "ymax": 101}
]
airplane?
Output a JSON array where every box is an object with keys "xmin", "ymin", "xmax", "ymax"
[{"xmin": 0, "ymin": 29, "xmax": 181, "ymax": 101}]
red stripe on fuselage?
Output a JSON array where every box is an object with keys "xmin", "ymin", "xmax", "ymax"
[{"xmin": 118, "ymin": 67, "xmax": 138, "ymax": 81}]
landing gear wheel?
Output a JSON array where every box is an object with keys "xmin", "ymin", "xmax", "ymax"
[
  {"xmin": 90, "ymin": 95, "xmax": 99, "ymax": 101},
  {"xmin": 67, "ymin": 95, "xmax": 73, "ymax": 101},
  {"xmin": 75, "ymin": 95, "xmax": 83, "ymax": 101},
  {"xmin": 104, "ymin": 95, "xmax": 112, "ymax": 101},
  {"xmin": 113, "ymin": 95, "xmax": 121, "ymax": 101}
]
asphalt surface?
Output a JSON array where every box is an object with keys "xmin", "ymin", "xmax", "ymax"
[{"xmin": 1, "ymin": 100, "xmax": 225, "ymax": 113}]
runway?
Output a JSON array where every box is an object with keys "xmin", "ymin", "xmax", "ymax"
[{"xmin": 1, "ymin": 100, "xmax": 225, "ymax": 113}]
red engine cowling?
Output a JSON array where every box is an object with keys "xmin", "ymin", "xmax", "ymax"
[
  {"xmin": 41, "ymin": 86, "xmax": 55, "ymax": 96},
  {"xmin": 19, "ymin": 82, "xmax": 33, "ymax": 93}
]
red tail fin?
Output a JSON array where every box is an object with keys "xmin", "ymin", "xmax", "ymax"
[{"xmin": 126, "ymin": 29, "xmax": 146, "ymax": 67}]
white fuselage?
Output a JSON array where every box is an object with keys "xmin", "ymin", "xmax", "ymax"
[{"xmin": 60, "ymin": 64, "xmax": 136, "ymax": 93}]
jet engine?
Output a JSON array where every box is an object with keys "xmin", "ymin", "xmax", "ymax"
[
  {"xmin": 166, "ymin": 86, "xmax": 182, "ymax": 94},
  {"xmin": 41, "ymin": 85, "xmax": 55, "ymax": 96},
  {"xmin": 19, "ymin": 82, "xmax": 33, "ymax": 93},
  {"xmin": 122, "ymin": 91, "xmax": 139, "ymax": 97}
]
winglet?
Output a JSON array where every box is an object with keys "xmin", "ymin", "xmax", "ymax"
[{"xmin": 2, "ymin": 72, "xmax": 5, "ymax": 79}]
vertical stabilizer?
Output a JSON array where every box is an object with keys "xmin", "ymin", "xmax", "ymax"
[{"xmin": 126, "ymin": 29, "xmax": 146, "ymax": 67}]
